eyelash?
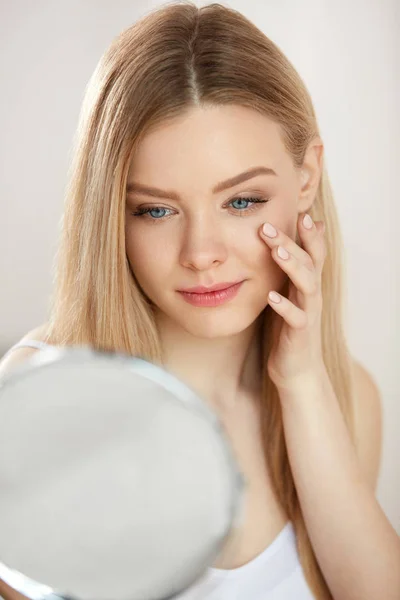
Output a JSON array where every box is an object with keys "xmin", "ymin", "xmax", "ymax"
[{"xmin": 130, "ymin": 196, "xmax": 271, "ymax": 222}]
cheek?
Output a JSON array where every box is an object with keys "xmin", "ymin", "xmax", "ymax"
[
  {"xmin": 265, "ymin": 193, "xmax": 297, "ymax": 231},
  {"xmin": 125, "ymin": 227, "xmax": 182, "ymax": 304},
  {"xmin": 125, "ymin": 229, "xmax": 165, "ymax": 279},
  {"xmin": 235, "ymin": 220, "xmax": 294, "ymax": 288},
  {"xmin": 274, "ymin": 208, "xmax": 298, "ymax": 239}
]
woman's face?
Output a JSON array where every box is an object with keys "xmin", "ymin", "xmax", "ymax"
[{"xmin": 125, "ymin": 104, "xmax": 309, "ymax": 339}]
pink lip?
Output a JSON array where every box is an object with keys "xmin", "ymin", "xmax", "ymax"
[
  {"xmin": 179, "ymin": 281, "xmax": 243, "ymax": 293},
  {"xmin": 177, "ymin": 281, "xmax": 244, "ymax": 307}
]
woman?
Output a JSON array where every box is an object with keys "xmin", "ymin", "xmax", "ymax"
[{"xmin": 1, "ymin": 2, "xmax": 399, "ymax": 599}]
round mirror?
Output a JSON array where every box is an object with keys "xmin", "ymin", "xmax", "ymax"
[{"xmin": 0, "ymin": 346, "xmax": 246, "ymax": 600}]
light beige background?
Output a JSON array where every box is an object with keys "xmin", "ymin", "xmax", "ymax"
[{"xmin": 0, "ymin": 0, "xmax": 399, "ymax": 533}]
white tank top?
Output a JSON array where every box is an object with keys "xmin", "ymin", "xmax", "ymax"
[
  {"xmin": 2, "ymin": 340, "xmax": 317, "ymax": 599},
  {"xmin": 175, "ymin": 520, "xmax": 315, "ymax": 599}
]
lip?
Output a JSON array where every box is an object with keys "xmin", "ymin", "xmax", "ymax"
[
  {"xmin": 178, "ymin": 280, "xmax": 244, "ymax": 293},
  {"xmin": 177, "ymin": 281, "xmax": 244, "ymax": 308}
]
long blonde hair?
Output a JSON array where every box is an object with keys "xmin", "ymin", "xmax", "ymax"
[{"xmin": 45, "ymin": 3, "xmax": 356, "ymax": 597}]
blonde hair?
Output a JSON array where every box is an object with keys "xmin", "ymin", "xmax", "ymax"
[{"xmin": 45, "ymin": 3, "xmax": 356, "ymax": 597}]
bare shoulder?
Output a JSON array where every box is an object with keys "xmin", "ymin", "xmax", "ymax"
[
  {"xmin": 0, "ymin": 578, "xmax": 30, "ymax": 600},
  {"xmin": 0, "ymin": 323, "xmax": 50, "ymax": 379},
  {"xmin": 351, "ymin": 357, "xmax": 383, "ymax": 493}
]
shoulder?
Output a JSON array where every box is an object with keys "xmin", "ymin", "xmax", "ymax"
[
  {"xmin": 0, "ymin": 578, "xmax": 30, "ymax": 600},
  {"xmin": 350, "ymin": 357, "xmax": 383, "ymax": 493},
  {"xmin": 0, "ymin": 323, "xmax": 50, "ymax": 379}
]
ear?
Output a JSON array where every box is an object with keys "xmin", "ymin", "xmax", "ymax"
[{"xmin": 297, "ymin": 137, "xmax": 324, "ymax": 215}]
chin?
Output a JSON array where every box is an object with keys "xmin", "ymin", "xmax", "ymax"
[{"xmin": 170, "ymin": 307, "xmax": 262, "ymax": 339}]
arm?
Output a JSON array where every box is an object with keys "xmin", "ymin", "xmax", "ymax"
[{"xmin": 279, "ymin": 361, "xmax": 400, "ymax": 600}]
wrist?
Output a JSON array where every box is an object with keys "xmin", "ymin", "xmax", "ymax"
[{"xmin": 275, "ymin": 365, "xmax": 329, "ymax": 400}]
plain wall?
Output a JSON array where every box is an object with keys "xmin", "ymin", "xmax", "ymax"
[{"xmin": 0, "ymin": 0, "xmax": 399, "ymax": 532}]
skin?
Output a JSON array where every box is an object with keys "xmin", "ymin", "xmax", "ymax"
[
  {"xmin": 125, "ymin": 103, "xmax": 323, "ymax": 414},
  {"xmin": 0, "ymin": 579, "xmax": 30, "ymax": 600}
]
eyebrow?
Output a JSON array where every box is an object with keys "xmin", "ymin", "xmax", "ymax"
[{"xmin": 125, "ymin": 166, "xmax": 277, "ymax": 200}]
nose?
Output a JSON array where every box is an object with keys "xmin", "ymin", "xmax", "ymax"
[{"xmin": 179, "ymin": 215, "xmax": 229, "ymax": 271}]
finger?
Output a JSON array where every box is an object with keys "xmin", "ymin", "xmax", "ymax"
[
  {"xmin": 271, "ymin": 245, "xmax": 321, "ymax": 301},
  {"xmin": 261, "ymin": 221, "xmax": 313, "ymax": 268},
  {"xmin": 297, "ymin": 213, "xmax": 326, "ymax": 275},
  {"xmin": 268, "ymin": 290, "xmax": 308, "ymax": 329}
]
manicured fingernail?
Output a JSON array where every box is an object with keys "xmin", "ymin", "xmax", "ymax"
[
  {"xmin": 263, "ymin": 222, "xmax": 277, "ymax": 237},
  {"xmin": 277, "ymin": 245, "xmax": 289, "ymax": 259},
  {"xmin": 303, "ymin": 214, "xmax": 313, "ymax": 229},
  {"xmin": 269, "ymin": 291, "xmax": 281, "ymax": 303}
]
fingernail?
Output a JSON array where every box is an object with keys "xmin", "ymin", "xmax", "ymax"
[
  {"xmin": 269, "ymin": 291, "xmax": 281, "ymax": 303},
  {"xmin": 303, "ymin": 214, "xmax": 313, "ymax": 229},
  {"xmin": 263, "ymin": 222, "xmax": 277, "ymax": 237},
  {"xmin": 277, "ymin": 245, "xmax": 290, "ymax": 259}
]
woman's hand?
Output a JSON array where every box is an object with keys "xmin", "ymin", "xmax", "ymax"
[{"xmin": 260, "ymin": 212, "xmax": 327, "ymax": 392}]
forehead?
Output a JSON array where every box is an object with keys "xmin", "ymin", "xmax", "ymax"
[{"xmin": 127, "ymin": 105, "xmax": 292, "ymax": 191}]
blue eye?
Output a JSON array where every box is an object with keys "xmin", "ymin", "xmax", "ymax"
[
  {"xmin": 144, "ymin": 207, "xmax": 170, "ymax": 219},
  {"xmin": 130, "ymin": 196, "xmax": 271, "ymax": 222},
  {"xmin": 229, "ymin": 197, "xmax": 267, "ymax": 211}
]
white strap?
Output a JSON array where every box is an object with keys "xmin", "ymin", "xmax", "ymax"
[{"xmin": 2, "ymin": 339, "xmax": 51, "ymax": 361}]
